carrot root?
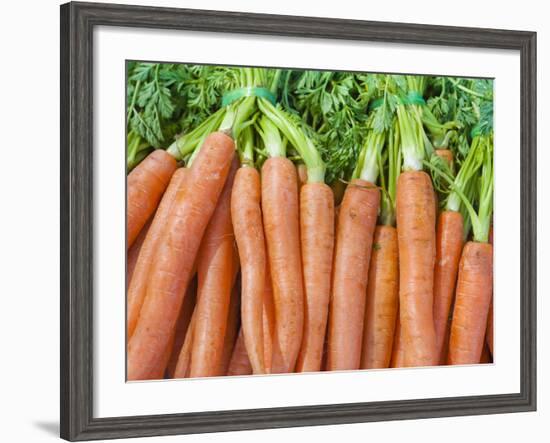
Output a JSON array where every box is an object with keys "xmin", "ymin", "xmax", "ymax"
[
  {"xmin": 128, "ymin": 132, "xmax": 235, "ymax": 381},
  {"xmin": 396, "ymin": 171, "xmax": 438, "ymax": 367},
  {"xmin": 448, "ymin": 241, "xmax": 493, "ymax": 365},
  {"xmin": 361, "ymin": 225, "xmax": 399, "ymax": 369},
  {"xmin": 127, "ymin": 149, "xmax": 177, "ymax": 248},
  {"xmin": 296, "ymin": 182, "xmax": 335, "ymax": 373},
  {"xmin": 328, "ymin": 179, "xmax": 380, "ymax": 371}
]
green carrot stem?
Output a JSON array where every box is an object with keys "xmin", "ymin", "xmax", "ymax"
[
  {"xmin": 353, "ymin": 131, "xmax": 384, "ymax": 183},
  {"xmin": 238, "ymin": 125, "xmax": 256, "ymax": 166},
  {"xmin": 397, "ymin": 104, "xmax": 424, "ymax": 172},
  {"xmin": 445, "ymin": 136, "xmax": 483, "ymax": 212},
  {"xmin": 257, "ymin": 115, "xmax": 286, "ymax": 159},
  {"xmin": 424, "ymin": 134, "xmax": 493, "ymax": 242},
  {"xmin": 126, "ymin": 79, "xmax": 141, "ymax": 126},
  {"xmin": 379, "ymin": 123, "xmax": 400, "ymax": 227},
  {"xmin": 257, "ymin": 98, "xmax": 325, "ymax": 183},
  {"xmin": 166, "ymin": 108, "xmax": 226, "ymax": 160}
]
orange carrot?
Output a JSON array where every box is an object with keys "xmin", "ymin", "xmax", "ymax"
[
  {"xmin": 146, "ymin": 333, "xmax": 176, "ymax": 380},
  {"xmin": 327, "ymin": 179, "xmax": 380, "ymax": 370},
  {"xmin": 396, "ymin": 170, "xmax": 438, "ymax": 367},
  {"xmin": 262, "ymin": 157, "xmax": 304, "ymax": 373},
  {"xmin": 262, "ymin": 261, "xmax": 275, "ymax": 374},
  {"xmin": 390, "ymin": 317, "xmax": 406, "ymax": 368},
  {"xmin": 126, "ymin": 168, "xmax": 188, "ymax": 338},
  {"xmin": 323, "ymin": 202, "xmax": 338, "ymax": 372},
  {"xmin": 127, "ymin": 217, "xmax": 151, "ymax": 289},
  {"xmin": 189, "ymin": 160, "xmax": 239, "ymax": 378},
  {"xmin": 448, "ymin": 242, "xmax": 493, "ymax": 365},
  {"xmin": 231, "ymin": 166, "xmax": 266, "ymax": 374},
  {"xmin": 361, "ymin": 225, "xmax": 399, "ymax": 369},
  {"xmin": 218, "ymin": 279, "xmax": 242, "ymax": 376},
  {"xmin": 227, "ymin": 329, "xmax": 253, "ymax": 376},
  {"xmin": 172, "ymin": 272, "xmax": 236, "ymax": 378},
  {"xmin": 165, "ymin": 278, "xmax": 197, "ymax": 378},
  {"xmin": 173, "ymin": 267, "xmax": 240, "ymax": 379},
  {"xmin": 127, "ymin": 149, "xmax": 177, "ymax": 248},
  {"xmin": 296, "ymin": 183, "xmax": 335, "ymax": 372},
  {"xmin": 127, "ymin": 132, "xmax": 235, "ymax": 380},
  {"xmin": 433, "ymin": 210, "xmax": 464, "ymax": 363}
]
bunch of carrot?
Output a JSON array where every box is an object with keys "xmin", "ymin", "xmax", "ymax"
[{"xmin": 126, "ymin": 66, "xmax": 494, "ymax": 381}]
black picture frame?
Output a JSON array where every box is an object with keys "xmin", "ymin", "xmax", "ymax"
[{"xmin": 60, "ymin": 1, "xmax": 537, "ymax": 441}]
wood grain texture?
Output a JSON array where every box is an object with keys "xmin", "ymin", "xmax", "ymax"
[{"xmin": 60, "ymin": 2, "xmax": 536, "ymax": 440}]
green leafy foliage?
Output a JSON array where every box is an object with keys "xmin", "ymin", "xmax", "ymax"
[
  {"xmin": 126, "ymin": 62, "xmax": 226, "ymax": 149},
  {"xmin": 280, "ymin": 70, "xmax": 380, "ymax": 182},
  {"xmin": 125, "ymin": 64, "xmax": 493, "ymax": 233},
  {"xmin": 425, "ymin": 76, "xmax": 493, "ymax": 156}
]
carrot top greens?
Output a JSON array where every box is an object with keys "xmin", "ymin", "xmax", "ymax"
[{"xmin": 126, "ymin": 63, "xmax": 493, "ymax": 218}]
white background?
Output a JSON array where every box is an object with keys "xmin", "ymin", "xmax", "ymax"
[{"xmin": 0, "ymin": 0, "xmax": 547, "ymax": 442}]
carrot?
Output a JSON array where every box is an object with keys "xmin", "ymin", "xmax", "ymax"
[
  {"xmin": 127, "ymin": 217, "xmax": 151, "ymax": 289},
  {"xmin": 262, "ymin": 261, "xmax": 275, "ymax": 373},
  {"xmin": 321, "ymin": 220, "xmax": 338, "ymax": 373},
  {"xmin": 126, "ymin": 168, "xmax": 188, "ymax": 338},
  {"xmin": 396, "ymin": 170, "xmax": 438, "ymax": 367},
  {"xmin": 137, "ymin": 324, "xmax": 179, "ymax": 381},
  {"xmin": 328, "ymin": 203, "xmax": 339, "ymax": 369},
  {"xmin": 227, "ymin": 329, "xmax": 253, "ymax": 376},
  {"xmin": 173, "ymin": 268, "xmax": 240, "ymax": 379},
  {"xmin": 362, "ymin": 126, "xmax": 400, "ymax": 370},
  {"xmin": 189, "ymin": 159, "xmax": 239, "ymax": 378},
  {"xmin": 262, "ymin": 156, "xmax": 304, "ymax": 373},
  {"xmin": 127, "ymin": 149, "xmax": 177, "ymax": 248},
  {"xmin": 390, "ymin": 317, "xmax": 406, "ymax": 368},
  {"xmin": 431, "ymin": 132, "xmax": 494, "ymax": 365},
  {"xmin": 442, "ymin": 133, "xmax": 494, "ymax": 365},
  {"xmin": 296, "ymin": 182, "xmax": 335, "ymax": 373},
  {"xmin": 361, "ymin": 225, "xmax": 399, "ymax": 369},
  {"xmin": 127, "ymin": 132, "xmax": 235, "ymax": 380},
  {"xmin": 218, "ymin": 279, "xmax": 242, "ymax": 376},
  {"xmin": 254, "ymin": 105, "xmax": 327, "ymax": 373},
  {"xmin": 448, "ymin": 242, "xmax": 493, "ymax": 365},
  {"xmin": 231, "ymin": 166, "xmax": 266, "ymax": 374},
  {"xmin": 433, "ymin": 210, "xmax": 464, "ymax": 363},
  {"xmin": 327, "ymin": 179, "xmax": 379, "ymax": 370},
  {"xmin": 165, "ymin": 278, "xmax": 197, "ymax": 378}
]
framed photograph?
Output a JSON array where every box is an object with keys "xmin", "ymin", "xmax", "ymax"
[{"xmin": 60, "ymin": 1, "xmax": 537, "ymax": 441}]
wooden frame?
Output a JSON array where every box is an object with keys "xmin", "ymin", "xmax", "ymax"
[{"xmin": 60, "ymin": 1, "xmax": 537, "ymax": 440}]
